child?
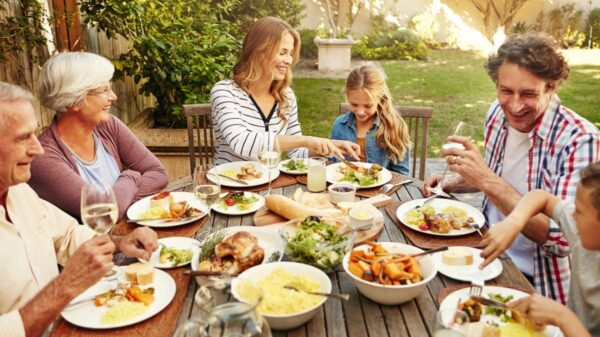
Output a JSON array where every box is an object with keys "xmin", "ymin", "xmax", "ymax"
[
  {"xmin": 330, "ymin": 65, "xmax": 411, "ymax": 175},
  {"xmin": 480, "ymin": 161, "xmax": 600, "ymax": 337}
]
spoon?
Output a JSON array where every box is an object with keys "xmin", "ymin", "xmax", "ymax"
[
  {"xmin": 284, "ymin": 285, "xmax": 350, "ymax": 301},
  {"xmin": 379, "ymin": 179, "xmax": 414, "ymax": 195}
]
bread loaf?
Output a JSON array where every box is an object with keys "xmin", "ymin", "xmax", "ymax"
[
  {"xmin": 442, "ymin": 247, "xmax": 474, "ymax": 266},
  {"xmin": 264, "ymin": 194, "xmax": 344, "ymax": 220},
  {"xmin": 125, "ymin": 262, "xmax": 154, "ymax": 285}
]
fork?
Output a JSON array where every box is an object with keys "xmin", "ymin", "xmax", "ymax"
[
  {"xmin": 65, "ymin": 279, "xmax": 119, "ymax": 309},
  {"xmin": 469, "ymin": 279, "xmax": 484, "ymax": 297}
]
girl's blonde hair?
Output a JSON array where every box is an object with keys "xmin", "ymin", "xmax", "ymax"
[
  {"xmin": 345, "ymin": 65, "xmax": 410, "ymax": 164},
  {"xmin": 233, "ymin": 17, "xmax": 300, "ymax": 123}
]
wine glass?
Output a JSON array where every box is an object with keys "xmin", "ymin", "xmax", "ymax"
[
  {"xmin": 432, "ymin": 308, "xmax": 469, "ymax": 337},
  {"xmin": 194, "ymin": 165, "xmax": 221, "ymax": 210},
  {"xmin": 258, "ymin": 137, "xmax": 281, "ymax": 195},
  {"xmin": 433, "ymin": 121, "xmax": 466, "ymax": 198},
  {"xmin": 80, "ymin": 184, "xmax": 119, "ymax": 278},
  {"xmin": 80, "ymin": 185, "xmax": 118, "ymax": 236}
]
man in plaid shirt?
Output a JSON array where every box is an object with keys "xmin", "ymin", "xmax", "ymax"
[{"xmin": 424, "ymin": 34, "xmax": 600, "ymax": 304}]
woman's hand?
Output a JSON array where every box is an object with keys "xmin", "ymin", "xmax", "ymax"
[
  {"xmin": 330, "ymin": 139, "xmax": 360, "ymax": 160},
  {"xmin": 306, "ymin": 136, "xmax": 357, "ymax": 159}
]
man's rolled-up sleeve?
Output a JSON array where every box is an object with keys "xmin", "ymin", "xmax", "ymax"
[{"xmin": 0, "ymin": 310, "xmax": 26, "ymax": 337}]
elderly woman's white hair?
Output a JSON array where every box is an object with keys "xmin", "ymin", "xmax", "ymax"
[
  {"xmin": 0, "ymin": 81, "xmax": 35, "ymax": 133},
  {"xmin": 38, "ymin": 52, "xmax": 114, "ymax": 116}
]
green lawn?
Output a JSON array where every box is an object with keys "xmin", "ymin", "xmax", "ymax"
[{"xmin": 293, "ymin": 50, "xmax": 600, "ymax": 156}]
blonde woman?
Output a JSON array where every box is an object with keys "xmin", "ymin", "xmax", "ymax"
[
  {"xmin": 330, "ymin": 65, "xmax": 411, "ymax": 175},
  {"xmin": 210, "ymin": 16, "xmax": 360, "ymax": 164}
]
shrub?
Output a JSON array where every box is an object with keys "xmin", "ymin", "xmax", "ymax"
[
  {"xmin": 535, "ymin": 3, "xmax": 586, "ymax": 48},
  {"xmin": 353, "ymin": 28, "xmax": 429, "ymax": 61},
  {"xmin": 587, "ymin": 8, "xmax": 600, "ymax": 48},
  {"xmin": 299, "ymin": 29, "xmax": 318, "ymax": 59}
]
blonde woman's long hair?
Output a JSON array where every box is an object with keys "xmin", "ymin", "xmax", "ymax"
[
  {"xmin": 233, "ymin": 17, "xmax": 300, "ymax": 123},
  {"xmin": 345, "ymin": 65, "xmax": 411, "ymax": 164}
]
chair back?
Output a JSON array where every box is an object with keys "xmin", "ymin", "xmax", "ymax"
[
  {"xmin": 184, "ymin": 104, "xmax": 215, "ymax": 175},
  {"xmin": 339, "ymin": 103, "xmax": 433, "ymax": 180}
]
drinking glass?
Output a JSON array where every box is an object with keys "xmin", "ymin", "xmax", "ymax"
[
  {"xmin": 258, "ymin": 137, "xmax": 281, "ymax": 195},
  {"xmin": 80, "ymin": 185, "xmax": 118, "ymax": 236},
  {"xmin": 194, "ymin": 165, "xmax": 221, "ymax": 209},
  {"xmin": 80, "ymin": 184, "xmax": 119, "ymax": 278},
  {"xmin": 434, "ymin": 121, "xmax": 467, "ymax": 196},
  {"xmin": 432, "ymin": 308, "xmax": 469, "ymax": 337},
  {"xmin": 307, "ymin": 157, "xmax": 327, "ymax": 192}
]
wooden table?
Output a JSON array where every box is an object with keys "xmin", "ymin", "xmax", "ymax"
[{"xmin": 51, "ymin": 178, "xmax": 533, "ymax": 337}]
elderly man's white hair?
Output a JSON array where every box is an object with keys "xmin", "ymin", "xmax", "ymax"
[
  {"xmin": 38, "ymin": 51, "xmax": 114, "ymax": 117},
  {"xmin": 0, "ymin": 81, "xmax": 35, "ymax": 133}
]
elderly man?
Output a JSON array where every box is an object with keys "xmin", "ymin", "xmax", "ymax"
[
  {"xmin": 0, "ymin": 82, "xmax": 158, "ymax": 337},
  {"xmin": 424, "ymin": 34, "xmax": 600, "ymax": 304}
]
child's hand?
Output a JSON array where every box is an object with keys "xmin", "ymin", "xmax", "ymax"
[
  {"xmin": 479, "ymin": 216, "xmax": 522, "ymax": 268},
  {"xmin": 508, "ymin": 294, "xmax": 565, "ymax": 327}
]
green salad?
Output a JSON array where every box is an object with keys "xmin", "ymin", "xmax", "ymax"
[
  {"xmin": 340, "ymin": 163, "xmax": 382, "ymax": 186},
  {"xmin": 485, "ymin": 293, "xmax": 515, "ymax": 322},
  {"xmin": 217, "ymin": 191, "xmax": 258, "ymax": 211},
  {"xmin": 282, "ymin": 158, "xmax": 308, "ymax": 172},
  {"xmin": 285, "ymin": 216, "xmax": 349, "ymax": 271},
  {"xmin": 159, "ymin": 243, "xmax": 193, "ymax": 266}
]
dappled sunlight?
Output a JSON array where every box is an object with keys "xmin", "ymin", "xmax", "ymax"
[{"xmin": 574, "ymin": 69, "xmax": 600, "ymax": 74}]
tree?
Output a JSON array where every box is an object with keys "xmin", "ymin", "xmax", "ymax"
[
  {"xmin": 467, "ymin": 0, "xmax": 530, "ymax": 41},
  {"xmin": 313, "ymin": 0, "xmax": 383, "ymax": 38}
]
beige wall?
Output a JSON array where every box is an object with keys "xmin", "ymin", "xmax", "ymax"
[{"xmin": 301, "ymin": 0, "xmax": 600, "ymax": 38}]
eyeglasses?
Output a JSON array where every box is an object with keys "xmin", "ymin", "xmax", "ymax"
[{"xmin": 87, "ymin": 83, "xmax": 115, "ymax": 99}]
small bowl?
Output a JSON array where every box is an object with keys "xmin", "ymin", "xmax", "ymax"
[
  {"xmin": 342, "ymin": 242, "xmax": 437, "ymax": 305},
  {"xmin": 328, "ymin": 183, "xmax": 356, "ymax": 204},
  {"xmin": 279, "ymin": 216, "xmax": 356, "ymax": 273},
  {"xmin": 231, "ymin": 262, "xmax": 331, "ymax": 330},
  {"xmin": 348, "ymin": 207, "xmax": 374, "ymax": 229}
]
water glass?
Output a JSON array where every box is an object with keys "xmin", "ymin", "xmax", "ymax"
[{"xmin": 307, "ymin": 157, "xmax": 327, "ymax": 192}]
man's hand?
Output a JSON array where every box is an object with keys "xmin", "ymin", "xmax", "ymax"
[
  {"xmin": 60, "ymin": 235, "xmax": 116, "ymax": 293},
  {"xmin": 442, "ymin": 136, "xmax": 496, "ymax": 190},
  {"xmin": 479, "ymin": 216, "xmax": 523, "ymax": 268},
  {"xmin": 111, "ymin": 227, "xmax": 158, "ymax": 260},
  {"xmin": 421, "ymin": 175, "xmax": 443, "ymax": 197}
]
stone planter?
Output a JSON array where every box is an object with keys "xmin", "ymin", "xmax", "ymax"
[{"xmin": 314, "ymin": 37, "xmax": 356, "ymax": 71}]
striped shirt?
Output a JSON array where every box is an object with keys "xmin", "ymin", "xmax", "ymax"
[
  {"xmin": 210, "ymin": 80, "xmax": 308, "ymax": 165},
  {"xmin": 482, "ymin": 95, "xmax": 600, "ymax": 304}
]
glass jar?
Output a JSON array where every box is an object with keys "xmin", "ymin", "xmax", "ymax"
[{"xmin": 307, "ymin": 157, "xmax": 327, "ymax": 192}]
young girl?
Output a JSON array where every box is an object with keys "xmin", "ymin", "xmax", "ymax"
[
  {"xmin": 330, "ymin": 65, "xmax": 411, "ymax": 175},
  {"xmin": 210, "ymin": 17, "xmax": 359, "ymax": 165}
]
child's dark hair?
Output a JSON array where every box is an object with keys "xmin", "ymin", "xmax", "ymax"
[{"xmin": 580, "ymin": 162, "xmax": 600, "ymax": 217}]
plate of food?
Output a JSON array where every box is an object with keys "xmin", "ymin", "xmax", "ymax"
[
  {"xmin": 210, "ymin": 161, "xmax": 280, "ymax": 188},
  {"xmin": 126, "ymin": 191, "xmax": 208, "ymax": 228},
  {"xmin": 211, "ymin": 191, "xmax": 265, "ymax": 215},
  {"xmin": 432, "ymin": 246, "xmax": 502, "ymax": 282},
  {"xmin": 61, "ymin": 265, "xmax": 176, "ymax": 329},
  {"xmin": 142, "ymin": 237, "xmax": 200, "ymax": 269},
  {"xmin": 278, "ymin": 158, "xmax": 308, "ymax": 175},
  {"xmin": 439, "ymin": 286, "xmax": 561, "ymax": 337},
  {"xmin": 396, "ymin": 198, "xmax": 484, "ymax": 236},
  {"xmin": 190, "ymin": 226, "xmax": 284, "ymax": 282},
  {"xmin": 326, "ymin": 162, "xmax": 392, "ymax": 189}
]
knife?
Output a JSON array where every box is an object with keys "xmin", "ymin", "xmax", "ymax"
[
  {"xmin": 217, "ymin": 173, "xmax": 249, "ymax": 185},
  {"xmin": 128, "ymin": 214, "xmax": 203, "ymax": 223},
  {"xmin": 471, "ymin": 296, "xmax": 509, "ymax": 310}
]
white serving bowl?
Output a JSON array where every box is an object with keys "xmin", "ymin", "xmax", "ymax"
[
  {"xmin": 348, "ymin": 207, "xmax": 374, "ymax": 229},
  {"xmin": 342, "ymin": 242, "xmax": 437, "ymax": 305},
  {"xmin": 231, "ymin": 261, "xmax": 331, "ymax": 330}
]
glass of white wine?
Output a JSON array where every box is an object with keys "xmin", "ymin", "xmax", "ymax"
[
  {"xmin": 258, "ymin": 137, "xmax": 281, "ymax": 195},
  {"xmin": 194, "ymin": 165, "xmax": 221, "ymax": 209},
  {"xmin": 80, "ymin": 184, "xmax": 118, "ymax": 236}
]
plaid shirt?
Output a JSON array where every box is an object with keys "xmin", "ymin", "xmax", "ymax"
[{"xmin": 482, "ymin": 95, "xmax": 600, "ymax": 304}]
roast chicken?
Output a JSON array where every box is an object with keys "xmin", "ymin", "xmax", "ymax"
[{"xmin": 198, "ymin": 231, "xmax": 265, "ymax": 274}]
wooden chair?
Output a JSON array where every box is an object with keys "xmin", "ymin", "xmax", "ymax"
[
  {"xmin": 184, "ymin": 103, "xmax": 215, "ymax": 175},
  {"xmin": 339, "ymin": 103, "xmax": 433, "ymax": 180}
]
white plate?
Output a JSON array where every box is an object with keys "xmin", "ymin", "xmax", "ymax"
[
  {"xmin": 396, "ymin": 198, "xmax": 484, "ymax": 236},
  {"xmin": 432, "ymin": 247, "xmax": 502, "ymax": 282},
  {"xmin": 61, "ymin": 268, "xmax": 176, "ymax": 329},
  {"xmin": 142, "ymin": 237, "xmax": 200, "ymax": 269},
  {"xmin": 278, "ymin": 158, "xmax": 308, "ymax": 175},
  {"xmin": 126, "ymin": 192, "xmax": 208, "ymax": 228},
  {"xmin": 326, "ymin": 162, "xmax": 392, "ymax": 189},
  {"xmin": 439, "ymin": 286, "xmax": 562, "ymax": 337},
  {"xmin": 211, "ymin": 192, "xmax": 265, "ymax": 215},
  {"xmin": 191, "ymin": 226, "xmax": 285, "ymax": 284},
  {"xmin": 210, "ymin": 161, "xmax": 280, "ymax": 187}
]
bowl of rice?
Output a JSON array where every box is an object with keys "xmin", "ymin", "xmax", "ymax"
[{"xmin": 231, "ymin": 261, "xmax": 332, "ymax": 330}]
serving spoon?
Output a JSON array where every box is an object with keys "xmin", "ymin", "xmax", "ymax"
[{"xmin": 284, "ymin": 285, "xmax": 350, "ymax": 301}]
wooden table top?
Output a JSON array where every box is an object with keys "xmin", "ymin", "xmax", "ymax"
[{"xmin": 51, "ymin": 177, "xmax": 533, "ymax": 337}]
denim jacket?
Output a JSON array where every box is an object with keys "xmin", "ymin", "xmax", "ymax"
[{"xmin": 330, "ymin": 112, "xmax": 410, "ymax": 175}]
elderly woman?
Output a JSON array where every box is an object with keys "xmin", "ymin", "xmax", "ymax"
[
  {"xmin": 210, "ymin": 17, "xmax": 360, "ymax": 164},
  {"xmin": 29, "ymin": 52, "xmax": 168, "ymax": 220}
]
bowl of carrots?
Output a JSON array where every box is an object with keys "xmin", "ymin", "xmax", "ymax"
[{"xmin": 342, "ymin": 241, "xmax": 437, "ymax": 305}]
